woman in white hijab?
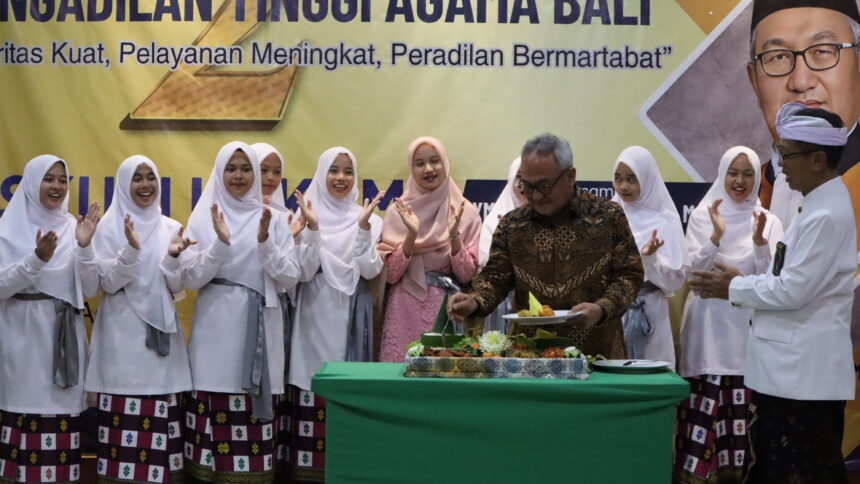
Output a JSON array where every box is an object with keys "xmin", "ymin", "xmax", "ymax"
[
  {"xmin": 87, "ymin": 155, "xmax": 194, "ymax": 484},
  {"xmin": 478, "ymin": 157, "xmax": 526, "ymax": 332},
  {"xmin": 611, "ymin": 146, "xmax": 688, "ymax": 368},
  {"xmin": 250, "ymin": 142, "xmax": 319, "ymax": 478},
  {"xmin": 287, "ymin": 147, "xmax": 384, "ymax": 482},
  {"xmin": 251, "ymin": 142, "xmax": 316, "ymax": 317},
  {"xmin": 673, "ymin": 146, "xmax": 783, "ymax": 484},
  {"xmin": 0, "ymin": 155, "xmax": 100, "ymax": 484},
  {"xmin": 252, "ymin": 142, "xmax": 289, "ymax": 212},
  {"xmin": 179, "ymin": 142, "xmax": 321, "ymax": 484},
  {"xmin": 251, "ymin": 142, "xmax": 307, "ymax": 237}
]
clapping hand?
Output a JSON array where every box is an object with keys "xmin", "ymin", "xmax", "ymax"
[
  {"xmin": 258, "ymin": 207, "xmax": 272, "ymax": 243},
  {"xmin": 211, "ymin": 204, "xmax": 231, "ymax": 245},
  {"xmin": 75, "ymin": 202, "xmax": 101, "ymax": 248},
  {"xmin": 640, "ymin": 229, "xmax": 664, "ymax": 256},
  {"xmin": 448, "ymin": 200, "xmax": 465, "ymax": 239},
  {"xmin": 752, "ymin": 211, "xmax": 768, "ymax": 246},
  {"xmin": 393, "ymin": 198, "xmax": 419, "ymax": 236},
  {"xmin": 168, "ymin": 227, "xmax": 197, "ymax": 257},
  {"xmin": 294, "ymin": 190, "xmax": 319, "ymax": 231},
  {"xmin": 123, "ymin": 214, "xmax": 141, "ymax": 250},
  {"xmin": 358, "ymin": 191, "xmax": 385, "ymax": 231},
  {"xmin": 708, "ymin": 199, "xmax": 725, "ymax": 246},
  {"xmin": 288, "ymin": 212, "xmax": 306, "ymax": 237},
  {"xmin": 34, "ymin": 229, "xmax": 58, "ymax": 262}
]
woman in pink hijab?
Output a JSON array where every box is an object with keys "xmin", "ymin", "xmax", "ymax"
[{"xmin": 377, "ymin": 137, "xmax": 482, "ymax": 362}]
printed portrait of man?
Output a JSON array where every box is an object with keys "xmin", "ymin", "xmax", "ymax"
[
  {"xmin": 646, "ymin": 0, "xmax": 860, "ymax": 344},
  {"xmin": 748, "ymin": 0, "xmax": 860, "ymax": 231}
]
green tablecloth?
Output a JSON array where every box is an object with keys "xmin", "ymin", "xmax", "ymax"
[{"xmin": 312, "ymin": 362, "xmax": 689, "ymax": 483}]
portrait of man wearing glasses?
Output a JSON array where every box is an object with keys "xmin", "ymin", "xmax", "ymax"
[
  {"xmin": 446, "ymin": 133, "xmax": 644, "ymax": 359},
  {"xmin": 748, "ymin": 0, "xmax": 860, "ymax": 231}
]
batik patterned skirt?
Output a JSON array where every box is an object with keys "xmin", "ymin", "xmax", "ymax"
[
  {"xmin": 287, "ymin": 386, "xmax": 325, "ymax": 483},
  {"xmin": 182, "ymin": 391, "xmax": 278, "ymax": 484},
  {"xmin": 673, "ymin": 375, "xmax": 751, "ymax": 484},
  {"xmin": 273, "ymin": 394, "xmax": 290, "ymax": 479},
  {"xmin": 95, "ymin": 393, "xmax": 184, "ymax": 484},
  {"xmin": 0, "ymin": 411, "xmax": 81, "ymax": 483}
]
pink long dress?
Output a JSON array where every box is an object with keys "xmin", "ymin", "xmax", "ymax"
[{"xmin": 378, "ymin": 242, "xmax": 478, "ymax": 362}]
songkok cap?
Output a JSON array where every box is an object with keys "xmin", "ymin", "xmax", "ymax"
[
  {"xmin": 752, "ymin": 0, "xmax": 860, "ymax": 32},
  {"xmin": 776, "ymin": 102, "xmax": 848, "ymax": 146}
]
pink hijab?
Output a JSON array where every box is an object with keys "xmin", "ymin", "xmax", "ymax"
[{"xmin": 378, "ymin": 136, "xmax": 481, "ymax": 299}]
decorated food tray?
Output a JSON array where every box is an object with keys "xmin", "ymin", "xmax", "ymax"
[
  {"xmin": 404, "ymin": 354, "xmax": 589, "ymax": 379},
  {"xmin": 402, "ymin": 330, "xmax": 591, "ymax": 380}
]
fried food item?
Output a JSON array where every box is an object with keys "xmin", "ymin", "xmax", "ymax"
[
  {"xmin": 541, "ymin": 347, "xmax": 566, "ymax": 358},
  {"xmin": 507, "ymin": 347, "xmax": 540, "ymax": 358},
  {"xmin": 515, "ymin": 292, "xmax": 549, "ymax": 317}
]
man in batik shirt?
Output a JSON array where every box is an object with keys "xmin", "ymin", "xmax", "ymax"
[{"xmin": 448, "ymin": 133, "xmax": 643, "ymax": 358}]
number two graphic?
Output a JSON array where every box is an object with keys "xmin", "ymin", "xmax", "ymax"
[{"xmin": 120, "ymin": 0, "xmax": 298, "ymax": 131}]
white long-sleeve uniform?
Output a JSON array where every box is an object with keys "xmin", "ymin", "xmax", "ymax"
[
  {"xmin": 289, "ymin": 225, "xmax": 383, "ymax": 391},
  {"xmin": 0, "ymin": 245, "xmax": 98, "ymax": 413},
  {"xmin": 181, "ymin": 225, "xmax": 321, "ymax": 394},
  {"xmin": 634, "ymin": 251, "xmax": 687, "ymax": 367},
  {"xmin": 679, "ymin": 218, "xmax": 781, "ymax": 378},
  {"xmin": 85, "ymin": 217, "xmax": 193, "ymax": 395}
]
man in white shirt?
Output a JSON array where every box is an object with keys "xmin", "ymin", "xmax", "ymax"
[{"xmin": 690, "ymin": 102, "xmax": 856, "ymax": 484}]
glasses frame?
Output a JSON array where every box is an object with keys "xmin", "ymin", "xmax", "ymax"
[
  {"xmin": 773, "ymin": 143, "xmax": 821, "ymax": 162},
  {"xmin": 518, "ymin": 168, "xmax": 570, "ymax": 196},
  {"xmin": 754, "ymin": 42, "xmax": 859, "ymax": 77}
]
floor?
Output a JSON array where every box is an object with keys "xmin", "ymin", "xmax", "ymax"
[{"xmin": 77, "ymin": 454, "xmax": 860, "ymax": 483}]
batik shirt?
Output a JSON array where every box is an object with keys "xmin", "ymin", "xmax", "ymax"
[{"xmin": 469, "ymin": 188, "xmax": 644, "ymax": 359}]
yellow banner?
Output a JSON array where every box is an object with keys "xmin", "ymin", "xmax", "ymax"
[{"xmin": 2, "ymin": 0, "xmax": 859, "ymax": 462}]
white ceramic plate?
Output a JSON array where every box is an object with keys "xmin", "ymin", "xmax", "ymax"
[
  {"xmin": 501, "ymin": 309, "xmax": 582, "ymax": 326},
  {"xmin": 592, "ymin": 359, "xmax": 671, "ymax": 373}
]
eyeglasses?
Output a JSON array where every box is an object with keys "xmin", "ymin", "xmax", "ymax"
[
  {"xmin": 518, "ymin": 169, "xmax": 569, "ymax": 196},
  {"xmin": 773, "ymin": 143, "xmax": 820, "ymax": 162},
  {"xmin": 754, "ymin": 42, "xmax": 859, "ymax": 77}
]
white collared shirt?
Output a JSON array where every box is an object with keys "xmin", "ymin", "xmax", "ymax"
[{"xmin": 729, "ymin": 177, "xmax": 856, "ymax": 400}]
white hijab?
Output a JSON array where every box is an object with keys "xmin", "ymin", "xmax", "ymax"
[
  {"xmin": 611, "ymin": 146, "xmax": 687, "ymax": 275},
  {"xmin": 93, "ymin": 156, "xmax": 176, "ymax": 333},
  {"xmin": 479, "ymin": 157, "xmax": 523, "ymax": 267},
  {"xmin": 0, "ymin": 155, "xmax": 82, "ymax": 307},
  {"xmin": 251, "ymin": 143, "xmax": 289, "ymax": 213},
  {"xmin": 185, "ymin": 141, "xmax": 276, "ymax": 305},
  {"xmin": 303, "ymin": 147, "xmax": 381, "ymax": 295},
  {"xmin": 687, "ymin": 146, "xmax": 763, "ymax": 272}
]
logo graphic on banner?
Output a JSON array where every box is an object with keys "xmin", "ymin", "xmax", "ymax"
[{"xmin": 119, "ymin": 0, "xmax": 298, "ymax": 131}]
